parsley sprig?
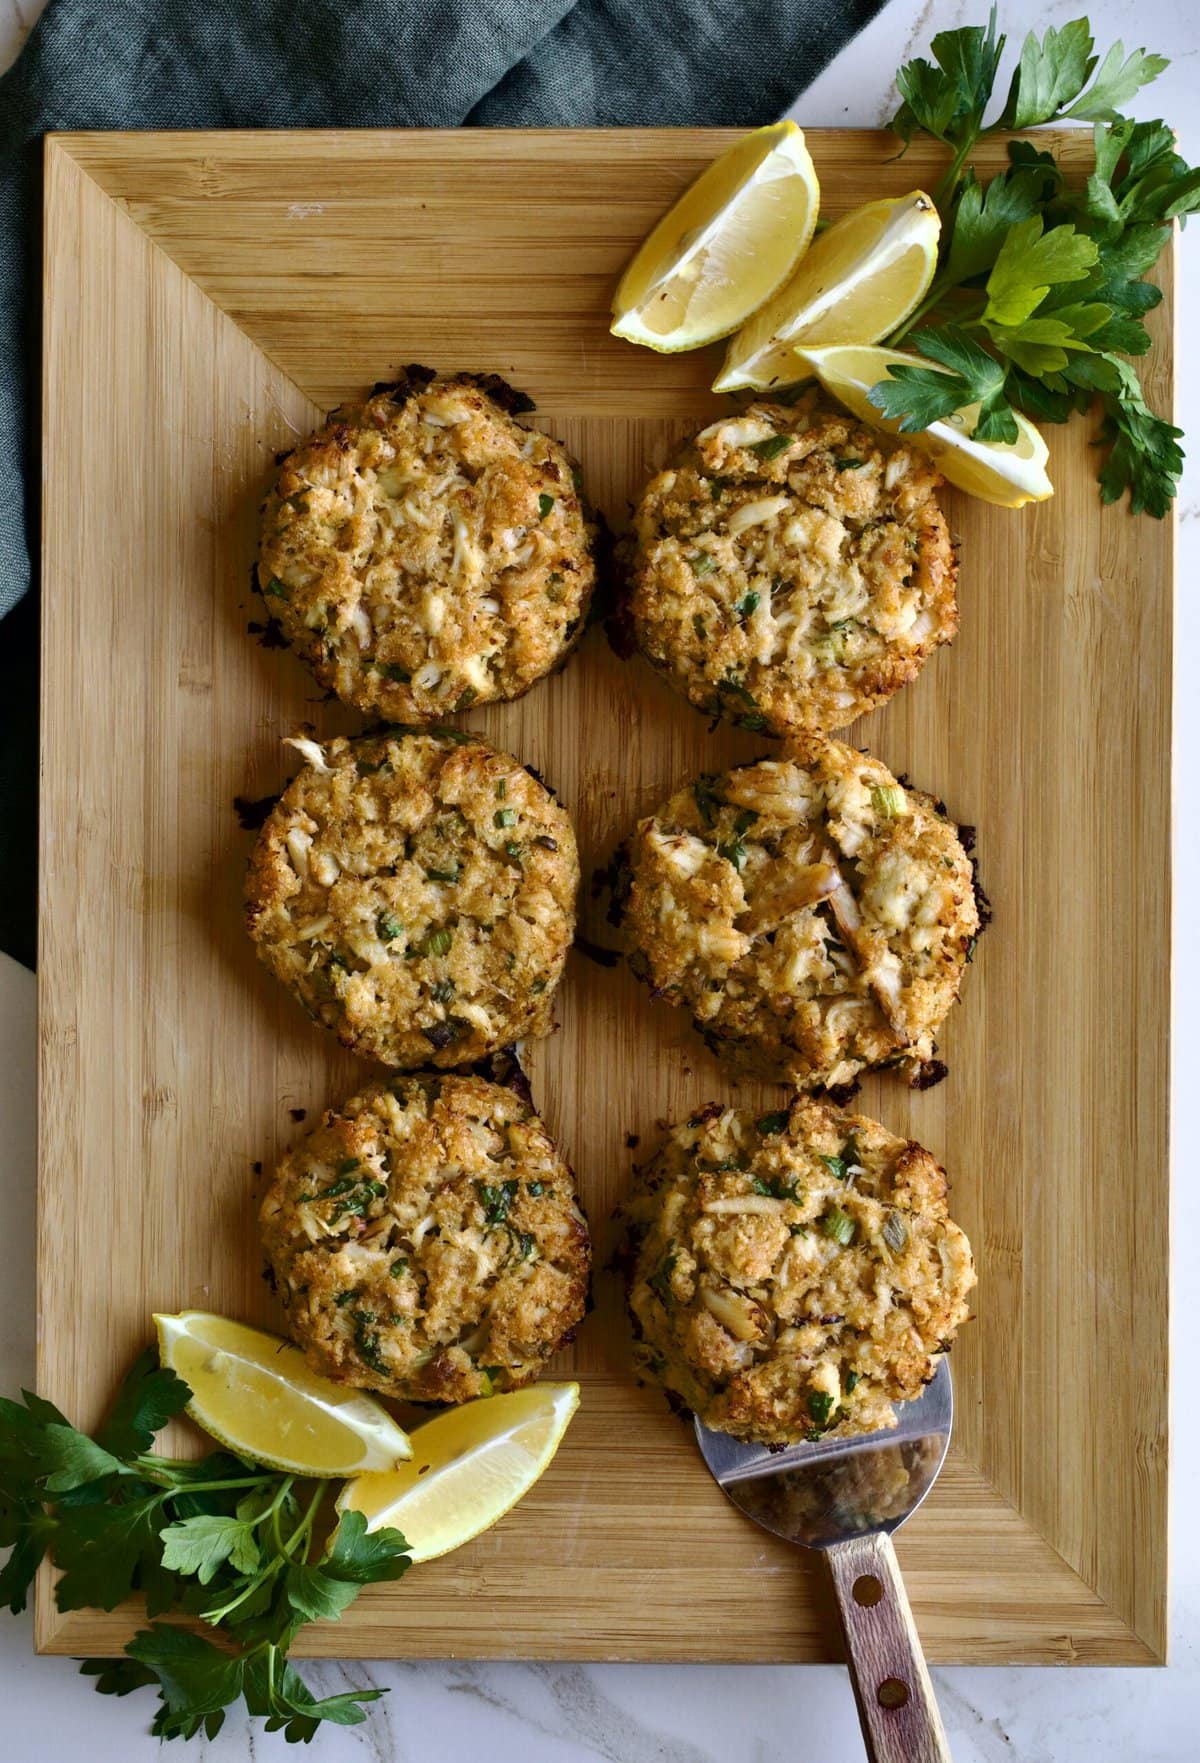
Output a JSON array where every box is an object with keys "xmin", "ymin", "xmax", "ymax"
[
  {"xmin": 0, "ymin": 1351, "xmax": 410, "ymax": 1743},
  {"xmin": 873, "ymin": 10, "xmax": 1196, "ymax": 515}
]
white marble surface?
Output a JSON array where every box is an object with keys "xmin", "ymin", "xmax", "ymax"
[{"xmin": 1, "ymin": 0, "xmax": 1196, "ymax": 1756}]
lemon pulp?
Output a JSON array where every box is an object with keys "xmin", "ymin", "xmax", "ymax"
[
  {"xmin": 715, "ymin": 192, "xmax": 941, "ymax": 391},
  {"xmin": 795, "ymin": 344, "xmax": 1054, "ymax": 508},
  {"xmin": 155, "ymin": 1311, "xmax": 411, "ymax": 1476},
  {"xmin": 338, "ymin": 1382, "xmax": 579, "ymax": 1562},
  {"xmin": 611, "ymin": 122, "xmax": 820, "ymax": 353}
]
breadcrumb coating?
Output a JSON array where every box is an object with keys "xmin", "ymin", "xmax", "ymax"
[
  {"xmin": 625, "ymin": 1099, "xmax": 974, "ymax": 1445},
  {"xmin": 262, "ymin": 1074, "xmax": 590, "ymax": 1403}
]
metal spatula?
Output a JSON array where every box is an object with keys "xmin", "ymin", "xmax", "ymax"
[{"xmin": 695, "ymin": 1359, "xmax": 954, "ymax": 1763}]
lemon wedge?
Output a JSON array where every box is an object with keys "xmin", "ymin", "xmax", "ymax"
[
  {"xmin": 715, "ymin": 192, "xmax": 941, "ymax": 391},
  {"xmin": 610, "ymin": 122, "xmax": 819, "ymax": 353},
  {"xmin": 337, "ymin": 1382, "xmax": 579, "ymax": 1562},
  {"xmin": 794, "ymin": 344, "xmax": 1054, "ymax": 508},
  {"xmin": 154, "ymin": 1311, "xmax": 412, "ymax": 1476}
]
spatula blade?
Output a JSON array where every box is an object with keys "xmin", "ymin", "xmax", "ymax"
[{"xmin": 695, "ymin": 1357, "xmax": 953, "ymax": 1550}]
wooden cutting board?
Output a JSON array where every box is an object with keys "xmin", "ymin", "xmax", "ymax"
[{"xmin": 37, "ymin": 127, "xmax": 1171, "ymax": 1664}]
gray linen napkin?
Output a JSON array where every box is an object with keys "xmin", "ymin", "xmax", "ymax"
[{"xmin": 0, "ymin": 0, "xmax": 887, "ymax": 963}]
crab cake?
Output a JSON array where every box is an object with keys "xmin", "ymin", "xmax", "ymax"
[
  {"xmin": 261, "ymin": 1074, "xmax": 590, "ymax": 1403},
  {"xmin": 257, "ymin": 366, "xmax": 597, "ymax": 719},
  {"xmin": 625, "ymin": 394, "xmax": 956, "ymax": 738},
  {"xmin": 625, "ymin": 1099, "xmax": 974, "ymax": 1445},
  {"xmin": 245, "ymin": 727, "xmax": 578, "ymax": 1069},
  {"xmin": 620, "ymin": 741, "xmax": 978, "ymax": 1091}
]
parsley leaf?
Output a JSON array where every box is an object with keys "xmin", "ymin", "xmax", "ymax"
[
  {"xmin": 1, "ymin": 1345, "xmax": 416, "ymax": 1745},
  {"xmin": 32, "ymin": 1422, "xmax": 130, "ymax": 1494},
  {"xmin": 1097, "ymin": 360, "xmax": 1184, "ymax": 517},
  {"xmin": 54, "ymin": 1496, "xmax": 164, "ymax": 1611},
  {"xmin": 125, "ymin": 1625, "xmax": 246, "ymax": 1742},
  {"xmin": 160, "ymin": 1513, "xmax": 262, "ymax": 1584},
  {"xmin": 868, "ymin": 330, "xmax": 1015, "ymax": 441},
  {"xmin": 78, "ymin": 1655, "xmax": 161, "ymax": 1700},
  {"xmin": 999, "ymin": 17, "xmax": 1097, "ymax": 128},
  {"xmin": 940, "ymin": 166, "xmax": 1045, "ymax": 285},
  {"xmin": 807, "ymin": 1391, "xmax": 836, "ymax": 1428},
  {"xmin": 97, "ymin": 1348, "xmax": 192, "ymax": 1457},
  {"xmin": 0, "ymin": 1508, "xmax": 54, "ymax": 1614},
  {"xmin": 648, "ymin": 1250, "xmax": 678, "ymax": 1307},
  {"xmin": 983, "ymin": 216, "xmax": 1098, "ymax": 328},
  {"xmin": 1065, "ymin": 41, "xmax": 1170, "ymax": 122},
  {"xmin": 693, "ymin": 775, "xmax": 725, "ymax": 828},
  {"xmin": 321, "ymin": 1509, "xmax": 411, "ymax": 1585},
  {"xmin": 284, "ymin": 1562, "xmax": 362, "ymax": 1623},
  {"xmin": 884, "ymin": 13, "xmax": 1186, "ymax": 515},
  {"xmin": 892, "ymin": 8, "xmax": 1004, "ymax": 150}
]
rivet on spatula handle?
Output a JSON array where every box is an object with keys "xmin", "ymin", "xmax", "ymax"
[{"xmin": 825, "ymin": 1530, "xmax": 952, "ymax": 1763}]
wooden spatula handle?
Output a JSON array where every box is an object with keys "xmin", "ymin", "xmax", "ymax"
[{"xmin": 825, "ymin": 1531, "xmax": 952, "ymax": 1763}]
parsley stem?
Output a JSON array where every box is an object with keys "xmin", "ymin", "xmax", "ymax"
[
  {"xmin": 272, "ymin": 1504, "xmax": 287, "ymax": 1559},
  {"xmin": 206, "ymin": 1480, "xmax": 325, "ymax": 1624},
  {"xmin": 889, "ymin": 279, "xmax": 950, "ymax": 345},
  {"xmin": 259, "ymin": 1475, "xmax": 295, "ymax": 1532},
  {"xmin": 286, "ymin": 1483, "xmax": 327, "ymax": 1558},
  {"xmin": 888, "ymin": 282, "xmax": 985, "ymax": 348},
  {"xmin": 203, "ymin": 1561, "xmax": 280, "ymax": 1626},
  {"xmin": 131, "ymin": 1455, "xmax": 276, "ymax": 1494},
  {"xmin": 158, "ymin": 1475, "xmax": 277, "ymax": 1496},
  {"xmin": 932, "ymin": 135, "xmax": 976, "ymax": 210}
]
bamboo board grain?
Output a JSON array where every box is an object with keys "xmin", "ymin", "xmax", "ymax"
[{"xmin": 37, "ymin": 129, "xmax": 1171, "ymax": 1665}]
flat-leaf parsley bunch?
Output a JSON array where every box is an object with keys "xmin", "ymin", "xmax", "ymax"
[
  {"xmin": 874, "ymin": 9, "xmax": 1197, "ymax": 515},
  {"xmin": 0, "ymin": 1352, "xmax": 410, "ymax": 1743}
]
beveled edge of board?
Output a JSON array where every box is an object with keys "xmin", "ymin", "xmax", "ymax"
[{"xmin": 35, "ymin": 127, "xmax": 1172, "ymax": 1667}]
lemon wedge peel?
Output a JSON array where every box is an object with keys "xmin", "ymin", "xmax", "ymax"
[
  {"xmin": 610, "ymin": 122, "xmax": 820, "ymax": 354},
  {"xmin": 337, "ymin": 1381, "xmax": 580, "ymax": 1564},
  {"xmin": 793, "ymin": 344, "xmax": 1054, "ymax": 510},
  {"xmin": 714, "ymin": 191, "xmax": 942, "ymax": 392},
  {"xmin": 154, "ymin": 1310, "xmax": 412, "ymax": 1477}
]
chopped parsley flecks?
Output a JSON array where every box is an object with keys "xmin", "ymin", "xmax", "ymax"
[
  {"xmin": 822, "ymin": 1207, "xmax": 855, "ymax": 1246},
  {"xmin": 747, "ymin": 434, "xmax": 793, "ymax": 462},
  {"xmin": 477, "ymin": 1178, "xmax": 519, "ymax": 1226}
]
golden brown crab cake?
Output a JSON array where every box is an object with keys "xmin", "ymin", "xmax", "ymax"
[
  {"xmin": 245, "ymin": 727, "xmax": 578, "ymax": 1069},
  {"xmin": 625, "ymin": 1099, "xmax": 974, "ymax": 1445},
  {"xmin": 257, "ymin": 366, "xmax": 597, "ymax": 719},
  {"xmin": 261, "ymin": 1074, "xmax": 591, "ymax": 1403},
  {"xmin": 620, "ymin": 740, "xmax": 978, "ymax": 1090},
  {"xmin": 625, "ymin": 394, "xmax": 956, "ymax": 738}
]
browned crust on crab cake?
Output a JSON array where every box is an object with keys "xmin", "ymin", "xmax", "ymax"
[
  {"xmin": 245, "ymin": 727, "xmax": 578, "ymax": 1069},
  {"xmin": 620, "ymin": 740, "xmax": 977, "ymax": 1090},
  {"xmin": 257, "ymin": 367, "xmax": 597, "ymax": 719},
  {"xmin": 625, "ymin": 1098, "xmax": 974, "ymax": 1445},
  {"xmin": 625, "ymin": 393, "xmax": 957, "ymax": 738},
  {"xmin": 261, "ymin": 1074, "xmax": 591, "ymax": 1403}
]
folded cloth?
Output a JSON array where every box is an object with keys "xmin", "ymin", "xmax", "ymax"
[{"xmin": 0, "ymin": 0, "xmax": 886, "ymax": 964}]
